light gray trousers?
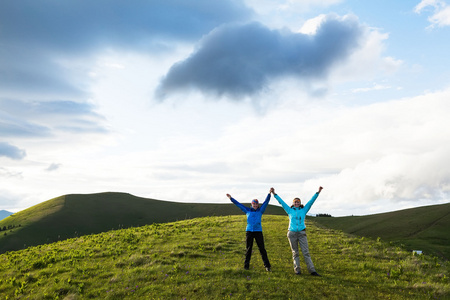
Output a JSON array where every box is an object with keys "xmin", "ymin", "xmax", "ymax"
[{"xmin": 287, "ymin": 230, "xmax": 316, "ymax": 273}]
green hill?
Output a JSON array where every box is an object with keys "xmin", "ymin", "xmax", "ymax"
[
  {"xmin": 0, "ymin": 215, "xmax": 448, "ymax": 299},
  {"xmin": 312, "ymin": 202, "xmax": 450, "ymax": 260},
  {"xmin": 0, "ymin": 192, "xmax": 285, "ymax": 254}
]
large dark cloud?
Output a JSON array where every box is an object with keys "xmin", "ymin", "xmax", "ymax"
[
  {"xmin": 156, "ymin": 15, "xmax": 365, "ymax": 99},
  {"xmin": 0, "ymin": 142, "xmax": 26, "ymax": 160}
]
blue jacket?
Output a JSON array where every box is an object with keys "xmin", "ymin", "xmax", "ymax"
[
  {"xmin": 274, "ymin": 193, "xmax": 319, "ymax": 232},
  {"xmin": 230, "ymin": 194, "xmax": 271, "ymax": 232}
]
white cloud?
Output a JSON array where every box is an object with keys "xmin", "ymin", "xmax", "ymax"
[
  {"xmin": 244, "ymin": 0, "xmax": 343, "ymax": 18},
  {"xmin": 298, "ymin": 14, "xmax": 327, "ymax": 34},
  {"xmin": 351, "ymin": 83, "xmax": 392, "ymax": 93},
  {"xmin": 2, "ymin": 87, "xmax": 450, "ymax": 216},
  {"xmin": 415, "ymin": 0, "xmax": 450, "ymax": 27},
  {"xmin": 301, "ymin": 88, "xmax": 450, "ymax": 214},
  {"xmin": 330, "ymin": 29, "xmax": 403, "ymax": 83}
]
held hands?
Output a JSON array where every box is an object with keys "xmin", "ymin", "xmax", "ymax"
[
  {"xmin": 230, "ymin": 187, "xmax": 321, "ymax": 198},
  {"xmin": 270, "ymin": 187, "xmax": 321, "ymax": 194}
]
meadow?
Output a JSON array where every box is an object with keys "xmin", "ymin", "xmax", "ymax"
[{"xmin": 0, "ymin": 215, "xmax": 448, "ymax": 299}]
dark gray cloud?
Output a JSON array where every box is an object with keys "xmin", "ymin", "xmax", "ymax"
[
  {"xmin": 156, "ymin": 15, "xmax": 365, "ymax": 99},
  {"xmin": 0, "ymin": 142, "xmax": 26, "ymax": 160},
  {"xmin": 0, "ymin": 98, "xmax": 108, "ymax": 137}
]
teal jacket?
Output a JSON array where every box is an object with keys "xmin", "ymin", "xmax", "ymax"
[
  {"xmin": 230, "ymin": 194, "xmax": 271, "ymax": 232},
  {"xmin": 274, "ymin": 193, "xmax": 319, "ymax": 232}
]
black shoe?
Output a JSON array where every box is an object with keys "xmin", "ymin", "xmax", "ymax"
[
  {"xmin": 311, "ymin": 272, "xmax": 321, "ymax": 276},
  {"xmin": 265, "ymin": 267, "xmax": 271, "ymax": 272},
  {"xmin": 244, "ymin": 266, "xmax": 249, "ymax": 270},
  {"xmin": 295, "ymin": 271, "xmax": 301, "ymax": 275}
]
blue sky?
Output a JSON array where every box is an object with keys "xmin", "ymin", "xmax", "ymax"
[{"xmin": 1, "ymin": 0, "xmax": 450, "ymax": 216}]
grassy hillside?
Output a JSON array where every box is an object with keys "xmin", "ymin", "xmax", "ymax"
[
  {"xmin": 312, "ymin": 202, "xmax": 450, "ymax": 260},
  {"xmin": 0, "ymin": 192, "xmax": 284, "ymax": 254},
  {"xmin": 0, "ymin": 215, "xmax": 448, "ymax": 299}
]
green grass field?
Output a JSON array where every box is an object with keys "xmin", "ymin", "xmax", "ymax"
[{"xmin": 1, "ymin": 215, "xmax": 448, "ymax": 299}]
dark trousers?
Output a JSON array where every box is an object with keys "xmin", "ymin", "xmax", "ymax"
[{"xmin": 245, "ymin": 231, "xmax": 271, "ymax": 268}]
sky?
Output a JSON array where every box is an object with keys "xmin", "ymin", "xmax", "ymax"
[{"xmin": 1, "ymin": 0, "xmax": 450, "ymax": 217}]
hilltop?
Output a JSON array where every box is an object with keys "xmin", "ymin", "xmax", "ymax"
[
  {"xmin": 0, "ymin": 215, "xmax": 448, "ymax": 299},
  {"xmin": 0, "ymin": 192, "xmax": 284, "ymax": 253},
  {"xmin": 313, "ymin": 202, "xmax": 450, "ymax": 260}
]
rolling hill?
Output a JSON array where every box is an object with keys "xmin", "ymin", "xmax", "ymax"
[
  {"xmin": 313, "ymin": 202, "xmax": 450, "ymax": 260},
  {"xmin": 0, "ymin": 192, "xmax": 285, "ymax": 254}
]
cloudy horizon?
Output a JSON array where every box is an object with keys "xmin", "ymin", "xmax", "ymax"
[{"xmin": 1, "ymin": 0, "xmax": 450, "ymax": 216}]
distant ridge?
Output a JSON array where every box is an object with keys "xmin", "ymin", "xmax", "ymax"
[
  {"xmin": 313, "ymin": 202, "xmax": 450, "ymax": 260},
  {"xmin": 0, "ymin": 192, "xmax": 285, "ymax": 253},
  {"xmin": 0, "ymin": 210, "xmax": 13, "ymax": 221}
]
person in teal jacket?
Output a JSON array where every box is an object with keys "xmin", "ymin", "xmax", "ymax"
[
  {"xmin": 227, "ymin": 190, "xmax": 272, "ymax": 271},
  {"xmin": 271, "ymin": 186, "xmax": 323, "ymax": 276}
]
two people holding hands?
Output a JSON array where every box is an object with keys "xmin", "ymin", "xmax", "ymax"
[{"xmin": 227, "ymin": 186, "xmax": 323, "ymax": 276}]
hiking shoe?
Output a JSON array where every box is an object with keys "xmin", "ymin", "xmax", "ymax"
[
  {"xmin": 311, "ymin": 272, "xmax": 321, "ymax": 276},
  {"xmin": 265, "ymin": 267, "xmax": 271, "ymax": 272}
]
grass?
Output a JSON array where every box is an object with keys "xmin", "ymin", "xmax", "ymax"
[
  {"xmin": 0, "ymin": 215, "xmax": 448, "ymax": 299},
  {"xmin": 312, "ymin": 202, "xmax": 450, "ymax": 260}
]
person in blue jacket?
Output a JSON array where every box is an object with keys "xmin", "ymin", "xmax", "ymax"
[
  {"xmin": 271, "ymin": 186, "xmax": 323, "ymax": 276},
  {"xmin": 226, "ymin": 190, "xmax": 272, "ymax": 271}
]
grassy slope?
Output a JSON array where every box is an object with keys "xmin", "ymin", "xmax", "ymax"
[
  {"xmin": 312, "ymin": 202, "xmax": 450, "ymax": 260},
  {"xmin": 0, "ymin": 192, "xmax": 284, "ymax": 254},
  {"xmin": 0, "ymin": 215, "xmax": 448, "ymax": 299}
]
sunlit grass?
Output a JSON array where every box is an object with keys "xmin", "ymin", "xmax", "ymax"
[{"xmin": 0, "ymin": 215, "xmax": 448, "ymax": 299}]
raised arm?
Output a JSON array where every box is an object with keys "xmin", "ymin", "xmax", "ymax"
[
  {"xmin": 270, "ymin": 187, "xmax": 290, "ymax": 213},
  {"xmin": 227, "ymin": 194, "xmax": 248, "ymax": 213},
  {"xmin": 259, "ymin": 191, "xmax": 271, "ymax": 214},
  {"xmin": 304, "ymin": 186, "xmax": 323, "ymax": 212}
]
